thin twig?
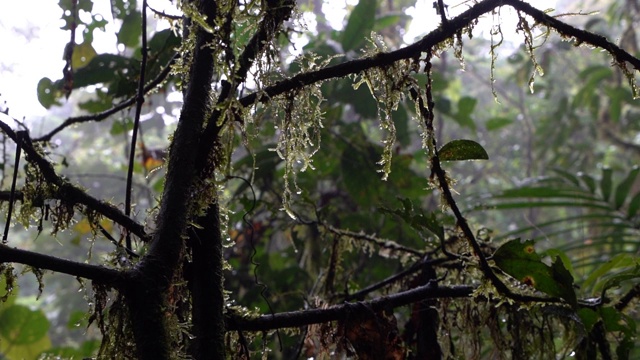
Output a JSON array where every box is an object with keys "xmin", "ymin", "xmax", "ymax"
[
  {"xmin": 412, "ymin": 54, "xmax": 558, "ymax": 304},
  {"xmin": 147, "ymin": 4, "xmax": 182, "ymax": 21},
  {"xmin": 125, "ymin": 0, "xmax": 150, "ymax": 252},
  {"xmin": 319, "ymin": 222, "xmax": 424, "ymax": 258},
  {"xmin": 34, "ymin": 52, "xmax": 179, "ymax": 143},
  {"xmin": 3, "ymin": 131, "xmax": 23, "ymax": 243},
  {"xmin": 343, "ymin": 257, "xmax": 451, "ymax": 301}
]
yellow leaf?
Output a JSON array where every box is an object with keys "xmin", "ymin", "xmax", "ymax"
[{"xmin": 72, "ymin": 42, "xmax": 97, "ymax": 69}]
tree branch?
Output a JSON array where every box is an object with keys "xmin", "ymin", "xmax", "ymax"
[
  {"xmin": 226, "ymin": 284, "xmax": 474, "ymax": 331},
  {"xmin": 0, "ymin": 243, "xmax": 124, "ymax": 284},
  {"xmin": 0, "ymin": 190, "xmax": 23, "ymax": 202},
  {"xmin": 504, "ymin": 0, "xmax": 640, "ymax": 70},
  {"xmin": 0, "ymin": 121, "xmax": 149, "ymax": 241},
  {"xmin": 124, "ymin": 0, "xmax": 218, "ymax": 358},
  {"xmin": 342, "ymin": 257, "xmax": 451, "ymax": 301},
  {"xmin": 410, "ymin": 64, "xmax": 558, "ymax": 304},
  {"xmin": 196, "ymin": 0, "xmax": 295, "ymax": 172},
  {"xmin": 124, "ymin": 0, "xmax": 151, "ymax": 251}
]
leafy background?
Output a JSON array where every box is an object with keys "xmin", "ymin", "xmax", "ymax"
[{"xmin": 2, "ymin": 0, "xmax": 640, "ymax": 358}]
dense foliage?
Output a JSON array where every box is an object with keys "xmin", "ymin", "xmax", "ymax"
[{"xmin": 1, "ymin": 0, "xmax": 640, "ymax": 359}]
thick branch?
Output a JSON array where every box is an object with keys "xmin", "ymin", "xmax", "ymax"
[
  {"xmin": 0, "ymin": 243, "xmax": 123, "ymax": 284},
  {"xmin": 124, "ymin": 0, "xmax": 218, "ymax": 358},
  {"xmin": 0, "ymin": 190, "xmax": 23, "ymax": 202},
  {"xmin": 189, "ymin": 204, "xmax": 226, "ymax": 359},
  {"xmin": 0, "ymin": 122, "xmax": 149, "ymax": 241},
  {"xmin": 226, "ymin": 284, "xmax": 474, "ymax": 331}
]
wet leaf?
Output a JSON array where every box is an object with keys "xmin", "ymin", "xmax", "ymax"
[
  {"xmin": 0, "ymin": 305, "xmax": 50, "ymax": 344},
  {"xmin": 438, "ymin": 139, "xmax": 488, "ymax": 161},
  {"xmin": 493, "ymin": 239, "xmax": 576, "ymax": 307}
]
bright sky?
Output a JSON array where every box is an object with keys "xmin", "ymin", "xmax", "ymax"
[{"xmin": 0, "ymin": 0, "xmax": 556, "ymax": 120}]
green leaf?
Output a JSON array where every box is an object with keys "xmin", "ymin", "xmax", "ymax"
[
  {"xmin": 53, "ymin": 53, "xmax": 134, "ymax": 91},
  {"xmin": 438, "ymin": 139, "xmax": 489, "ymax": 161},
  {"xmin": 493, "ymin": 239, "xmax": 576, "ymax": 307},
  {"xmin": 626, "ymin": 191, "xmax": 640, "ymax": 219},
  {"xmin": 600, "ymin": 167, "xmax": 613, "ymax": 202},
  {"xmin": 341, "ymin": 143, "xmax": 381, "ymax": 206},
  {"xmin": 599, "ymin": 264, "xmax": 640, "ymax": 298},
  {"xmin": 582, "ymin": 253, "xmax": 636, "ymax": 291},
  {"xmin": 393, "ymin": 103, "xmax": 410, "ymax": 146},
  {"xmin": 434, "ymin": 96, "xmax": 451, "ymax": 114},
  {"xmin": 1, "ymin": 333, "xmax": 51, "ymax": 360},
  {"xmin": 0, "ymin": 275, "xmax": 18, "ymax": 308},
  {"xmin": 600, "ymin": 306, "xmax": 632, "ymax": 334},
  {"xmin": 345, "ymin": 81, "xmax": 378, "ymax": 118},
  {"xmin": 111, "ymin": 0, "xmax": 137, "ymax": 20},
  {"xmin": 117, "ymin": 11, "xmax": 142, "ymax": 48},
  {"xmin": 551, "ymin": 168, "xmax": 580, "ymax": 187},
  {"xmin": 617, "ymin": 335, "xmax": 634, "ymax": 360},
  {"xmin": 577, "ymin": 308, "xmax": 599, "ymax": 332},
  {"xmin": 110, "ymin": 118, "xmax": 134, "ymax": 135},
  {"xmin": 66, "ymin": 310, "xmax": 88, "ymax": 329},
  {"xmin": 0, "ymin": 305, "xmax": 50, "ymax": 345},
  {"xmin": 342, "ymin": 0, "xmax": 376, "ymax": 52},
  {"xmin": 451, "ymin": 96, "xmax": 477, "ymax": 130},
  {"xmin": 550, "ymin": 257, "xmax": 577, "ymax": 307},
  {"xmin": 457, "ymin": 96, "xmax": 477, "ymax": 116},
  {"xmin": 486, "ymin": 117, "xmax": 513, "ymax": 131},
  {"xmin": 373, "ymin": 14, "xmax": 409, "ymax": 31},
  {"xmin": 614, "ymin": 166, "xmax": 639, "ymax": 209},
  {"xmin": 544, "ymin": 248, "xmax": 576, "ymax": 279},
  {"xmin": 431, "ymin": 72, "xmax": 449, "ymax": 92},
  {"xmin": 37, "ymin": 78, "xmax": 62, "ymax": 109},
  {"xmin": 578, "ymin": 172, "xmax": 597, "ymax": 194},
  {"xmin": 605, "ymin": 87, "xmax": 633, "ymax": 123}
]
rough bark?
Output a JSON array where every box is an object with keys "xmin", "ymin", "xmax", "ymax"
[
  {"xmin": 124, "ymin": 0, "xmax": 217, "ymax": 357},
  {"xmin": 189, "ymin": 203, "xmax": 226, "ymax": 359}
]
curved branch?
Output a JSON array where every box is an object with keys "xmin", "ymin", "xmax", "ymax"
[
  {"xmin": 0, "ymin": 243, "xmax": 124, "ymax": 284},
  {"xmin": 34, "ymin": 52, "xmax": 179, "ymax": 143},
  {"xmin": 226, "ymin": 284, "xmax": 474, "ymax": 331},
  {"xmin": 0, "ymin": 121, "xmax": 149, "ymax": 241},
  {"xmin": 504, "ymin": 0, "xmax": 640, "ymax": 69},
  {"xmin": 237, "ymin": 0, "xmax": 640, "ymax": 108}
]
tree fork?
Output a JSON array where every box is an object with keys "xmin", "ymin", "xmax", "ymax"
[{"xmin": 124, "ymin": 0, "xmax": 217, "ymax": 357}]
